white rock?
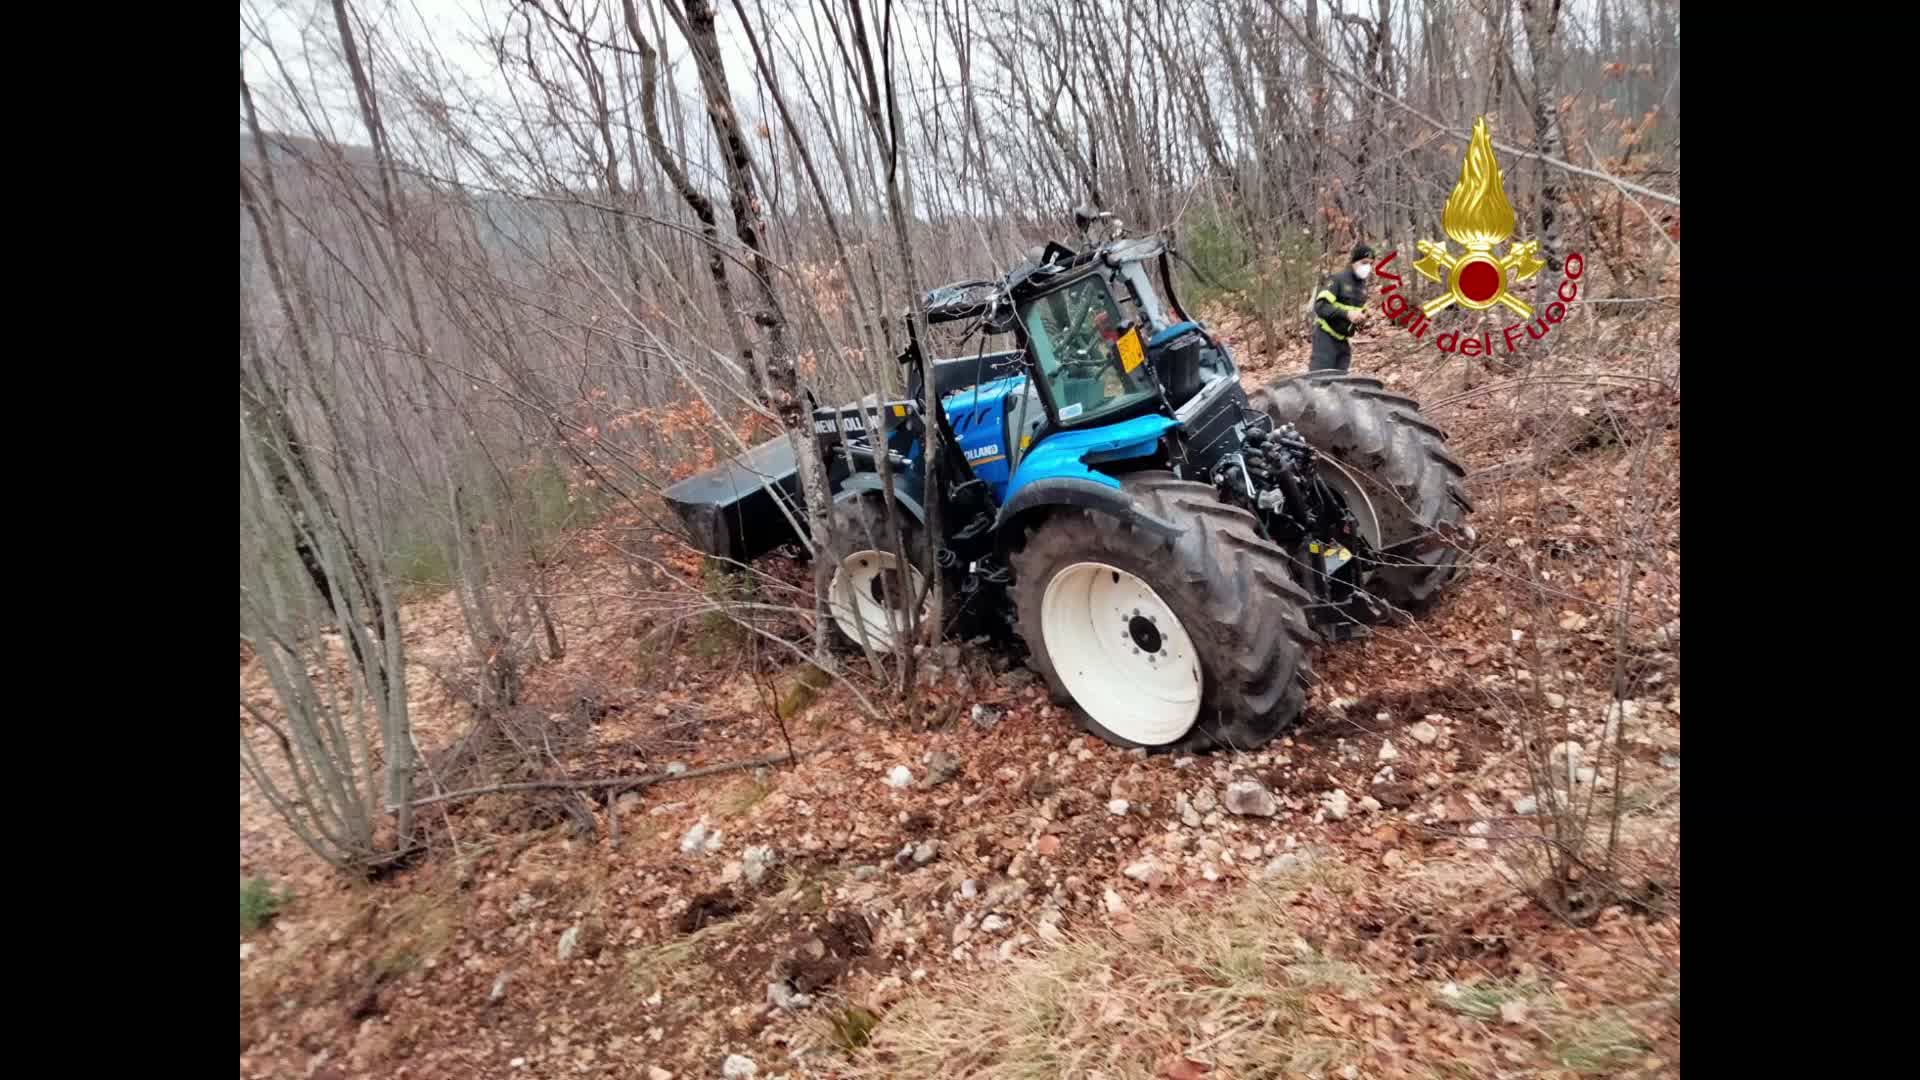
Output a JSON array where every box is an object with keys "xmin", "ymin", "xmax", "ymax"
[
  {"xmin": 1513, "ymin": 796, "xmax": 1539, "ymax": 815},
  {"xmin": 1107, "ymin": 799, "xmax": 1131, "ymax": 816},
  {"xmin": 1103, "ymin": 888, "xmax": 1129, "ymax": 914},
  {"xmin": 1659, "ymin": 753, "xmax": 1680, "ymax": 770},
  {"xmin": 1408, "ymin": 720, "xmax": 1440, "ymax": 745},
  {"xmin": 679, "ymin": 821, "xmax": 713, "ymax": 856},
  {"xmin": 1377, "ymin": 739, "xmax": 1400, "ymax": 763},
  {"xmin": 665, "ymin": 762, "xmax": 688, "ymax": 777},
  {"xmin": 1223, "ymin": 780, "xmax": 1278, "ymax": 817},
  {"xmin": 885, "ymin": 766, "xmax": 913, "ymax": 789},
  {"xmin": 510, "ymin": 1059, "xmax": 526, "ymax": 1069},
  {"xmin": 1467, "ymin": 821, "xmax": 1491, "ymax": 836},
  {"xmin": 1358, "ymin": 796, "xmax": 1382, "ymax": 813},
  {"xmin": 767, "ymin": 982, "xmax": 813, "ymax": 1010},
  {"xmin": 1372, "ymin": 765, "xmax": 1396, "ymax": 786},
  {"xmin": 647, "ymin": 1067, "xmax": 673, "ymax": 1080},
  {"xmin": 981, "ymin": 914, "xmax": 1011, "ymax": 933},
  {"xmin": 1544, "ymin": 692, "xmax": 1567, "ymax": 709},
  {"xmin": 1193, "ymin": 787, "xmax": 1219, "ymax": 813},
  {"xmin": 558, "ymin": 925, "xmax": 583, "ymax": 962},
  {"xmin": 960, "ymin": 879, "xmax": 978, "ymax": 900},
  {"xmin": 1124, "ymin": 859, "xmax": 1163, "ymax": 884},
  {"xmin": 722, "ymin": 1054, "xmax": 758, "ymax": 1079},
  {"xmin": 1549, "ymin": 741, "xmax": 1582, "ymax": 778},
  {"xmin": 1263, "ymin": 854, "xmax": 1301, "ymax": 878},
  {"xmin": 742, "ymin": 845, "xmax": 777, "ymax": 885},
  {"xmin": 913, "ymin": 840, "xmax": 940, "ymax": 865},
  {"xmin": 490, "ymin": 972, "xmax": 510, "ymax": 1003},
  {"xmin": 240, "ymin": 943, "xmax": 255, "ymax": 961},
  {"xmin": 1324, "ymin": 789, "xmax": 1351, "ymax": 820}
]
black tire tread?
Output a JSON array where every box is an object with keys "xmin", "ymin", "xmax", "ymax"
[
  {"xmin": 1248, "ymin": 371, "xmax": 1472, "ymax": 609},
  {"xmin": 1010, "ymin": 470, "xmax": 1315, "ymax": 753}
]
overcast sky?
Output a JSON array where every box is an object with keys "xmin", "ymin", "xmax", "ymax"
[{"xmin": 242, "ymin": 0, "xmax": 896, "ymax": 146}]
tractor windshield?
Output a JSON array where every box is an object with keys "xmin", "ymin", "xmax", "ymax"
[{"xmin": 1020, "ymin": 275, "xmax": 1156, "ymax": 425}]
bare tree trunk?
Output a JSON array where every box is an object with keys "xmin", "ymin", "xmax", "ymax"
[
  {"xmin": 238, "ymin": 78, "xmax": 390, "ymax": 694},
  {"xmin": 1520, "ymin": 0, "xmax": 1569, "ymax": 313},
  {"xmin": 844, "ymin": 0, "xmax": 945, "ymax": 663},
  {"xmin": 1307, "ymin": 0, "xmax": 1328, "ymax": 252},
  {"xmin": 668, "ymin": 0, "xmax": 838, "ymax": 661},
  {"xmin": 620, "ymin": 1, "xmax": 751, "ymax": 363}
]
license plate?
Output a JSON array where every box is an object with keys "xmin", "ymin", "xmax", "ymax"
[{"xmin": 1117, "ymin": 327, "xmax": 1145, "ymax": 373}]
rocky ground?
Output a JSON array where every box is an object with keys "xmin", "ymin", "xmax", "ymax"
[{"xmin": 241, "ymin": 307, "xmax": 1681, "ymax": 1080}]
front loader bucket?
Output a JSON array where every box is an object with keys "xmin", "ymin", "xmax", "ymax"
[{"xmin": 662, "ymin": 435, "xmax": 808, "ymax": 564}]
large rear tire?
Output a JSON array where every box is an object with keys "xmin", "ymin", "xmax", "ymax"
[
  {"xmin": 1248, "ymin": 373, "xmax": 1473, "ymax": 611},
  {"xmin": 1010, "ymin": 471, "xmax": 1315, "ymax": 753},
  {"xmin": 826, "ymin": 495, "xmax": 929, "ymax": 655}
]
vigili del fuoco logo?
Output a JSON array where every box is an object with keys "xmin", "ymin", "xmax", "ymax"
[{"xmin": 1373, "ymin": 116, "xmax": 1585, "ymax": 357}]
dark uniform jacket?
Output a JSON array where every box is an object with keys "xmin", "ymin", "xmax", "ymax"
[{"xmin": 1312, "ymin": 268, "xmax": 1369, "ymax": 340}]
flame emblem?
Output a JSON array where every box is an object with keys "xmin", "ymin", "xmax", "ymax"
[{"xmin": 1412, "ymin": 117, "xmax": 1545, "ymax": 318}]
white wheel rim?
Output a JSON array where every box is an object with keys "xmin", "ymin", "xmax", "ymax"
[
  {"xmin": 1040, "ymin": 562, "xmax": 1201, "ymax": 745},
  {"xmin": 1312, "ymin": 456, "xmax": 1384, "ymax": 579},
  {"xmin": 829, "ymin": 549, "xmax": 927, "ymax": 654}
]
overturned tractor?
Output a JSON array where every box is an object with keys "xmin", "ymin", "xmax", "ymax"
[{"xmin": 666, "ymin": 210, "xmax": 1472, "ymax": 752}]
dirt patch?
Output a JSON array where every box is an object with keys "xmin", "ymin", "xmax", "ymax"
[
  {"xmin": 1371, "ymin": 781, "xmax": 1420, "ymax": 809},
  {"xmin": 1270, "ymin": 765, "xmax": 1337, "ymax": 798},
  {"xmin": 778, "ymin": 909, "xmax": 875, "ymax": 994},
  {"xmin": 676, "ymin": 889, "xmax": 743, "ymax": 933},
  {"xmin": 1306, "ymin": 683, "xmax": 1490, "ymax": 738},
  {"xmin": 1403, "ymin": 912, "xmax": 1516, "ymax": 969}
]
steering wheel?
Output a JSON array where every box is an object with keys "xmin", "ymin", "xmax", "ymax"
[
  {"xmin": 1060, "ymin": 293, "xmax": 1102, "ymax": 351},
  {"xmin": 1057, "ymin": 322, "xmax": 1141, "ymax": 395}
]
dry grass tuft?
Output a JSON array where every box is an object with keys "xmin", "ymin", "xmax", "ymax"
[{"xmin": 841, "ymin": 870, "xmax": 1363, "ymax": 1079}]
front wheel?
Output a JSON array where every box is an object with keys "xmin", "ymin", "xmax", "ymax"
[
  {"xmin": 1010, "ymin": 471, "xmax": 1315, "ymax": 753},
  {"xmin": 826, "ymin": 495, "xmax": 929, "ymax": 655},
  {"xmin": 1249, "ymin": 373, "xmax": 1474, "ymax": 611}
]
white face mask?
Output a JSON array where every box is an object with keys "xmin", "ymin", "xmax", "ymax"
[{"xmin": 1354, "ymin": 262, "xmax": 1373, "ymax": 280}]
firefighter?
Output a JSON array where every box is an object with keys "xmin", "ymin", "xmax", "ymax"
[{"xmin": 1309, "ymin": 244, "xmax": 1375, "ymax": 373}]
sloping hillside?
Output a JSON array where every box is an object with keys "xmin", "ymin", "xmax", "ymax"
[{"xmin": 241, "ymin": 309, "xmax": 1680, "ymax": 1080}]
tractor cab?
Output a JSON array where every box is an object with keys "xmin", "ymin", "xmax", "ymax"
[{"xmin": 900, "ymin": 213, "xmax": 1256, "ymax": 514}]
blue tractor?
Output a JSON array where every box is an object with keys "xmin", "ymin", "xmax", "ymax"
[{"xmin": 665, "ymin": 210, "xmax": 1473, "ymax": 752}]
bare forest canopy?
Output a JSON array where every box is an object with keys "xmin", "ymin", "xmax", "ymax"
[{"xmin": 238, "ymin": 0, "xmax": 1677, "ymax": 871}]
